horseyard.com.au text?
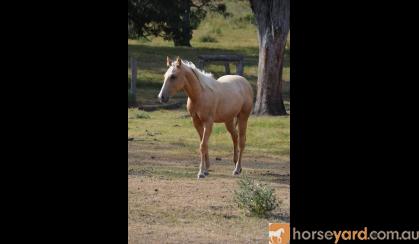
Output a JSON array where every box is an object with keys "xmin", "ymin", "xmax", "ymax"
[{"xmin": 292, "ymin": 227, "xmax": 419, "ymax": 243}]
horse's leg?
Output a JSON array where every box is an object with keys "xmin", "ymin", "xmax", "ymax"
[
  {"xmin": 192, "ymin": 115, "xmax": 204, "ymax": 140},
  {"xmin": 204, "ymin": 148, "xmax": 210, "ymax": 174},
  {"xmin": 233, "ymin": 114, "xmax": 248, "ymax": 175},
  {"xmin": 193, "ymin": 116, "xmax": 210, "ymax": 176},
  {"xmin": 198, "ymin": 119, "xmax": 213, "ymax": 179},
  {"xmin": 225, "ymin": 119, "xmax": 238, "ymax": 165}
]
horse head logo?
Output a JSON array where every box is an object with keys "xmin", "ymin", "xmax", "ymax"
[{"xmin": 269, "ymin": 223, "xmax": 290, "ymax": 244}]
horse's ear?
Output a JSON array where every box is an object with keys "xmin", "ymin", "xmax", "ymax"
[
  {"xmin": 166, "ymin": 56, "xmax": 172, "ymax": 67},
  {"xmin": 175, "ymin": 56, "xmax": 182, "ymax": 67}
]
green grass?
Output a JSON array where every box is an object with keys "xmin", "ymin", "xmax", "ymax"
[
  {"xmin": 198, "ymin": 34, "xmax": 218, "ymax": 43},
  {"xmin": 128, "ymin": 108, "xmax": 290, "ymax": 159},
  {"xmin": 128, "ymin": 0, "xmax": 290, "ymax": 105}
]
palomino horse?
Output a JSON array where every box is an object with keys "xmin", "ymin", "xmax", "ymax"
[{"xmin": 158, "ymin": 57, "xmax": 253, "ymax": 179}]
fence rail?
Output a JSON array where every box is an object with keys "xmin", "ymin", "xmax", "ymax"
[{"xmin": 197, "ymin": 54, "xmax": 244, "ymax": 76}]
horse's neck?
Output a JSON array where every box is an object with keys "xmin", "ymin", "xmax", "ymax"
[{"xmin": 184, "ymin": 68, "xmax": 204, "ymax": 103}]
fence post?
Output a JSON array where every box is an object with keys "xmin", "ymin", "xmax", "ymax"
[
  {"xmin": 237, "ymin": 60, "xmax": 244, "ymax": 76},
  {"xmin": 130, "ymin": 57, "xmax": 137, "ymax": 103},
  {"xmin": 224, "ymin": 63, "xmax": 230, "ymax": 74}
]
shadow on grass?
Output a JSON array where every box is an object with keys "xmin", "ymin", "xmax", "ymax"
[{"xmin": 269, "ymin": 212, "xmax": 290, "ymax": 222}]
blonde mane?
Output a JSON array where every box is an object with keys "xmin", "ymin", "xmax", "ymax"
[{"xmin": 181, "ymin": 60, "xmax": 217, "ymax": 91}]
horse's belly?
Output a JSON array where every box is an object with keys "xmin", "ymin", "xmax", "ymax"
[
  {"xmin": 214, "ymin": 90, "xmax": 246, "ymax": 122},
  {"xmin": 213, "ymin": 101, "xmax": 243, "ymax": 122}
]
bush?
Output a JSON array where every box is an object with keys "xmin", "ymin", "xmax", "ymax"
[
  {"xmin": 136, "ymin": 111, "xmax": 150, "ymax": 119},
  {"xmin": 199, "ymin": 34, "xmax": 217, "ymax": 43},
  {"xmin": 234, "ymin": 177, "xmax": 279, "ymax": 217},
  {"xmin": 128, "ymin": 108, "xmax": 151, "ymax": 119}
]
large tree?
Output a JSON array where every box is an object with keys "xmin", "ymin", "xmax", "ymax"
[
  {"xmin": 128, "ymin": 0, "xmax": 226, "ymax": 47},
  {"xmin": 249, "ymin": 0, "xmax": 290, "ymax": 115}
]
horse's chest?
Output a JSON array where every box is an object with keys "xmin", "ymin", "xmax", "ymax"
[
  {"xmin": 186, "ymin": 99, "xmax": 197, "ymax": 114},
  {"xmin": 187, "ymin": 100, "xmax": 216, "ymax": 121}
]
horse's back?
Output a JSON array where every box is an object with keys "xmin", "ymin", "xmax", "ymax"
[
  {"xmin": 217, "ymin": 75, "xmax": 253, "ymax": 98},
  {"xmin": 215, "ymin": 75, "xmax": 253, "ymax": 119}
]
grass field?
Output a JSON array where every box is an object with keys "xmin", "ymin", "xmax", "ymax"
[{"xmin": 128, "ymin": 0, "xmax": 290, "ymax": 243}]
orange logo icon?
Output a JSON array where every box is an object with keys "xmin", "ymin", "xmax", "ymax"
[{"xmin": 269, "ymin": 223, "xmax": 290, "ymax": 244}]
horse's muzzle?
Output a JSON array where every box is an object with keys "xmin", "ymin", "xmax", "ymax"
[{"xmin": 159, "ymin": 95, "xmax": 169, "ymax": 103}]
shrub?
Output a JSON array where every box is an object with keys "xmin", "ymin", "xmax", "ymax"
[
  {"xmin": 128, "ymin": 108, "xmax": 151, "ymax": 119},
  {"xmin": 199, "ymin": 34, "xmax": 217, "ymax": 43},
  {"xmin": 136, "ymin": 111, "xmax": 150, "ymax": 119},
  {"xmin": 234, "ymin": 177, "xmax": 279, "ymax": 217}
]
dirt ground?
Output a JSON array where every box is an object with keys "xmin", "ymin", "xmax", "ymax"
[{"xmin": 128, "ymin": 141, "xmax": 289, "ymax": 244}]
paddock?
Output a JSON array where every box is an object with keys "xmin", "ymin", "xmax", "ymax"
[{"xmin": 128, "ymin": 109, "xmax": 290, "ymax": 243}]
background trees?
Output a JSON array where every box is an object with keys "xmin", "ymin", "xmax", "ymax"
[{"xmin": 128, "ymin": 0, "xmax": 227, "ymax": 47}]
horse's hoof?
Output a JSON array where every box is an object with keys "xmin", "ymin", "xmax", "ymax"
[
  {"xmin": 232, "ymin": 170, "xmax": 241, "ymax": 176},
  {"xmin": 204, "ymin": 171, "xmax": 209, "ymax": 176},
  {"xmin": 197, "ymin": 174, "xmax": 205, "ymax": 179}
]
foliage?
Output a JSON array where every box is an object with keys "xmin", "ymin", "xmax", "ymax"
[
  {"xmin": 128, "ymin": 0, "xmax": 228, "ymax": 46},
  {"xmin": 234, "ymin": 176, "xmax": 279, "ymax": 217},
  {"xmin": 135, "ymin": 111, "xmax": 151, "ymax": 119}
]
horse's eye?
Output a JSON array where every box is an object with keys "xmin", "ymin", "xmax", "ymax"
[{"xmin": 170, "ymin": 75, "xmax": 176, "ymax": 80}]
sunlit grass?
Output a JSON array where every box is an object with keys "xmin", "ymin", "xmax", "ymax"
[{"xmin": 128, "ymin": 108, "xmax": 289, "ymax": 160}]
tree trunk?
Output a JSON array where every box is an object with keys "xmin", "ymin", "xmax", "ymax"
[
  {"xmin": 173, "ymin": 35, "xmax": 191, "ymax": 47},
  {"xmin": 250, "ymin": 0, "xmax": 289, "ymax": 115},
  {"xmin": 173, "ymin": 0, "xmax": 192, "ymax": 47}
]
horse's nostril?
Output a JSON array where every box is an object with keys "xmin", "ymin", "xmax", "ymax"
[{"xmin": 160, "ymin": 95, "xmax": 169, "ymax": 103}]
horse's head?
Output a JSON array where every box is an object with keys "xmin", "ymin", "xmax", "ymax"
[{"xmin": 158, "ymin": 56, "xmax": 187, "ymax": 103}]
